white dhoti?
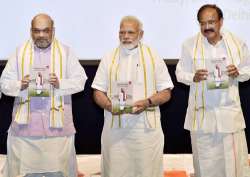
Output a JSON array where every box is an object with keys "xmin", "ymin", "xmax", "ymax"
[
  {"xmin": 2, "ymin": 134, "xmax": 77, "ymax": 177},
  {"xmin": 191, "ymin": 130, "xmax": 250, "ymax": 177},
  {"xmin": 92, "ymin": 44, "xmax": 174, "ymax": 177},
  {"xmin": 101, "ymin": 128, "xmax": 164, "ymax": 177}
]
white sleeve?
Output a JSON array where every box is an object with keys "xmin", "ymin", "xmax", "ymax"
[
  {"xmin": 153, "ymin": 50, "xmax": 174, "ymax": 91},
  {"xmin": 55, "ymin": 48, "xmax": 87, "ymax": 96},
  {"xmin": 91, "ymin": 54, "xmax": 109, "ymax": 93},
  {"xmin": 0, "ymin": 51, "xmax": 22, "ymax": 97},
  {"xmin": 175, "ymin": 43, "xmax": 195, "ymax": 85},
  {"xmin": 237, "ymin": 43, "xmax": 250, "ymax": 82}
]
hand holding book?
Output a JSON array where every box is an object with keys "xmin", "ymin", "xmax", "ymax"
[
  {"xmin": 227, "ymin": 64, "xmax": 239, "ymax": 78},
  {"xmin": 21, "ymin": 75, "xmax": 30, "ymax": 91},
  {"xmin": 49, "ymin": 73, "xmax": 59, "ymax": 89}
]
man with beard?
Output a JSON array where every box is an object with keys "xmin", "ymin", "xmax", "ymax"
[
  {"xmin": 91, "ymin": 16, "xmax": 174, "ymax": 177},
  {"xmin": 0, "ymin": 14, "xmax": 87, "ymax": 177},
  {"xmin": 176, "ymin": 4, "xmax": 250, "ymax": 177}
]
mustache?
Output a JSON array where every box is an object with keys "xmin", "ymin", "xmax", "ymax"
[
  {"xmin": 36, "ymin": 38, "xmax": 48, "ymax": 41},
  {"xmin": 204, "ymin": 29, "xmax": 215, "ymax": 33},
  {"xmin": 121, "ymin": 40, "xmax": 132, "ymax": 43}
]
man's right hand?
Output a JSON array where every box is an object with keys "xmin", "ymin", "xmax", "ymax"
[
  {"xmin": 21, "ymin": 75, "xmax": 30, "ymax": 91},
  {"xmin": 193, "ymin": 69, "xmax": 208, "ymax": 82}
]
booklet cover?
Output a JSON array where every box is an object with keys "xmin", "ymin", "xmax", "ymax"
[
  {"xmin": 111, "ymin": 81, "xmax": 133, "ymax": 114},
  {"xmin": 206, "ymin": 57, "xmax": 229, "ymax": 89},
  {"xmin": 28, "ymin": 67, "xmax": 50, "ymax": 97}
]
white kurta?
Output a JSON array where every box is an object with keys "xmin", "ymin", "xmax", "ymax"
[
  {"xmin": 176, "ymin": 32, "xmax": 250, "ymax": 133},
  {"xmin": 176, "ymin": 31, "xmax": 250, "ymax": 177},
  {"xmin": 0, "ymin": 40, "xmax": 87, "ymax": 177},
  {"xmin": 92, "ymin": 44, "xmax": 173, "ymax": 177}
]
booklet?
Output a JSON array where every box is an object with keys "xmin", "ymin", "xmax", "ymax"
[
  {"xmin": 205, "ymin": 57, "xmax": 229, "ymax": 89},
  {"xmin": 111, "ymin": 81, "xmax": 133, "ymax": 114},
  {"xmin": 28, "ymin": 67, "xmax": 50, "ymax": 97}
]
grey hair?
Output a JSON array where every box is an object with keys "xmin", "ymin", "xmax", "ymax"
[{"xmin": 120, "ymin": 16, "xmax": 143, "ymax": 31}]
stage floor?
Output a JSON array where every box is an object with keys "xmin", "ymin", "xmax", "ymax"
[
  {"xmin": 0, "ymin": 154, "xmax": 250, "ymax": 177},
  {"xmin": 0, "ymin": 154, "xmax": 249, "ymax": 177}
]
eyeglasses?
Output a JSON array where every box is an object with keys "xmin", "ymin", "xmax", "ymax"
[
  {"xmin": 199, "ymin": 20, "xmax": 219, "ymax": 27},
  {"xmin": 31, "ymin": 28, "xmax": 52, "ymax": 34}
]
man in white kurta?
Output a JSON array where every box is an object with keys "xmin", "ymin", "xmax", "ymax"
[
  {"xmin": 92, "ymin": 16, "xmax": 173, "ymax": 177},
  {"xmin": 0, "ymin": 14, "xmax": 87, "ymax": 177},
  {"xmin": 176, "ymin": 4, "xmax": 250, "ymax": 177}
]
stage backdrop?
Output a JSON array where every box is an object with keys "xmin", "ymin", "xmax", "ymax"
[
  {"xmin": 0, "ymin": 61, "xmax": 250, "ymax": 154},
  {"xmin": 1, "ymin": 0, "xmax": 250, "ymax": 60}
]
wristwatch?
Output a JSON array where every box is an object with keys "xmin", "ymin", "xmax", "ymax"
[{"xmin": 147, "ymin": 98, "xmax": 153, "ymax": 106}]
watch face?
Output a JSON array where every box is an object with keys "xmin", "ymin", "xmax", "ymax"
[{"xmin": 148, "ymin": 98, "xmax": 152, "ymax": 105}]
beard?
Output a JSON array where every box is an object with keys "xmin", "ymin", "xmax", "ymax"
[
  {"xmin": 121, "ymin": 43, "xmax": 136, "ymax": 50},
  {"xmin": 120, "ymin": 39, "xmax": 140, "ymax": 50},
  {"xmin": 34, "ymin": 38, "xmax": 51, "ymax": 49}
]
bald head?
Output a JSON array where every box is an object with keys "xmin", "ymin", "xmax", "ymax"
[
  {"xmin": 31, "ymin": 13, "xmax": 54, "ymax": 29},
  {"xmin": 31, "ymin": 13, "xmax": 54, "ymax": 49}
]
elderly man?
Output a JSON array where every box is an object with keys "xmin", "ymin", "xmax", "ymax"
[
  {"xmin": 0, "ymin": 14, "xmax": 87, "ymax": 177},
  {"xmin": 176, "ymin": 4, "xmax": 250, "ymax": 177},
  {"xmin": 92, "ymin": 16, "xmax": 173, "ymax": 177}
]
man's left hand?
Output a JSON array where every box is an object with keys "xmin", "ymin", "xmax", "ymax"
[
  {"xmin": 227, "ymin": 64, "xmax": 239, "ymax": 78},
  {"xmin": 132, "ymin": 99, "xmax": 149, "ymax": 114},
  {"xmin": 49, "ymin": 73, "xmax": 59, "ymax": 89}
]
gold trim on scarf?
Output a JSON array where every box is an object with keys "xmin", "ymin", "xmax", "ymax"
[
  {"xmin": 109, "ymin": 44, "xmax": 156, "ymax": 128},
  {"xmin": 15, "ymin": 39, "xmax": 64, "ymax": 127},
  {"xmin": 229, "ymin": 32, "xmax": 242, "ymax": 61},
  {"xmin": 192, "ymin": 32, "xmax": 241, "ymax": 130},
  {"xmin": 109, "ymin": 47, "xmax": 120, "ymax": 128},
  {"xmin": 51, "ymin": 39, "xmax": 64, "ymax": 127},
  {"xmin": 15, "ymin": 40, "xmax": 32, "ymax": 122},
  {"xmin": 192, "ymin": 33, "xmax": 205, "ymax": 130},
  {"xmin": 146, "ymin": 46, "xmax": 157, "ymax": 128}
]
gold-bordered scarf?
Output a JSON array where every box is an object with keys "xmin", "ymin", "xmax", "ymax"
[
  {"xmin": 14, "ymin": 38, "xmax": 64, "ymax": 128},
  {"xmin": 192, "ymin": 31, "xmax": 242, "ymax": 130},
  {"xmin": 108, "ymin": 43, "xmax": 157, "ymax": 128}
]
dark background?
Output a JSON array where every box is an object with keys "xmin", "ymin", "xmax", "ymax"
[{"xmin": 0, "ymin": 60, "xmax": 250, "ymax": 154}]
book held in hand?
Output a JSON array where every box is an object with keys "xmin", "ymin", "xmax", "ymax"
[
  {"xmin": 28, "ymin": 67, "xmax": 50, "ymax": 97},
  {"xmin": 206, "ymin": 57, "xmax": 229, "ymax": 89},
  {"xmin": 111, "ymin": 81, "xmax": 133, "ymax": 114}
]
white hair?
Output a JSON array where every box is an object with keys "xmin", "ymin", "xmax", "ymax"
[{"xmin": 120, "ymin": 16, "xmax": 143, "ymax": 31}]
